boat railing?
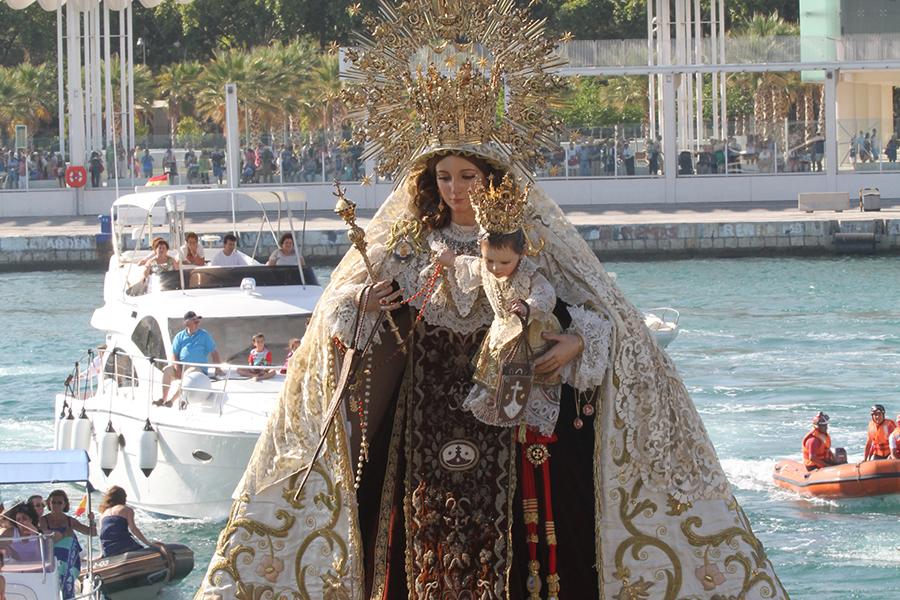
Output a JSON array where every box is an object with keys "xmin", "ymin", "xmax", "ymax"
[
  {"xmin": 64, "ymin": 348, "xmax": 281, "ymax": 418},
  {"xmin": 0, "ymin": 531, "xmax": 55, "ymax": 577}
]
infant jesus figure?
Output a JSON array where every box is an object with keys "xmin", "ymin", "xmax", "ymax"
[{"xmin": 436, "ymin": 176, "xmax": 562, "ymax": 436}]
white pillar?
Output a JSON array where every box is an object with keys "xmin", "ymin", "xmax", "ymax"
[
  {"xmin": 824, "ymin": 69, "xmax": 838, "ymax": 191},
  {"xmin": 646, "ymin": 0, "xmax": 656, "ymax": 140},
  {"xmin": 718, "ymin": 0, "xmax": 727, "ymax": 139},
  {"xmin": 118, "ymin": 8, "xmax": 129, "ymax": 155},
  {"xmin": 103, "ymin": 4, "xmax": 114, "ymax": 155},
  {"xmin": 126, "ymin": 1, "xmax": 136, "ymax": 153},
  {"xmin": 82, "ymin": 10, "xmax": 92, "ymax": 154},
  {"xmin": 92, "ymin": 3, "xmax": 103, "ymax": 152},
  {"xmin": 67, "ymin": 0, "xmax": 85, "ymax": 166},
  {"xmin": 663, "ymin": 72, "xmax": 678, "ymax": 201},
  {"xmin": 56, "ymin": 4, "xmax": 66, "ymax": 159},
  {"xmin": 225, "ymin": 83, "xmax": 241, "ymax": 188}
]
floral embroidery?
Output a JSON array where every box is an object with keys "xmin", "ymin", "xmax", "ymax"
[{"xmin": 255, "ymin": 555, "xmax": 285, "ymax": 583}]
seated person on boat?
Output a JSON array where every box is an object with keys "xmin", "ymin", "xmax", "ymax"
[
  {"xmin": 864, "ymin": 404, "xmax": 895, "ymax": 461},
  {"xmin": 210, "ymin": 233, "xmax": 250, "ymax": 267},
  {"xmin": 803, "ymin": 411, "xmax": 838, "ymax": 470},
  {"xmin": 236, "ymin": 333, "xmax": 275, "ymax": 381},
  {"xmin": 890, "ymin": 414, "xmax": 900, "ymax": 459},
  {"xmin": 138, "ymin": 237, "xmax": 179, "ymax": 278},
  {"xmin": 267, "ymin": 233, "xmax": 303, "ymax": 267},
  {"xmin": 157, "ymin": 311, "xmax": 223, "ymax": 408},
  {"xmin": 180, "ymin": 231, "xmax": 206, "ymax": 267},
  {"xmin": 28, "ymin": 494, "xmax": 44, "ymax": 519},
  {"xmin": 98, "ymin": 486, "xmax": 157, "ymax": 557},
  {"xmin": 0, "ymin": 502, "xmax": 42, "ymax": 563}
]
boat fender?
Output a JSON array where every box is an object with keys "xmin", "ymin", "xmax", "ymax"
[
  {"xmin": 72, "ymin": 407, "xmax": 93, "ymax": 451},
  {"xmin": 58, "ymin": 407, "xmax": 75, "ymax": 450},
  {"xmin": 55, "ymin": 402, "xmax": 70, "ymax": 450},
  {"xmin": 100, "ymin": 421, "xmax": 120, "ymax": 476},
  {"xmin": 138, "ymin": 419, "xmax": 159, "ymax": 477}
]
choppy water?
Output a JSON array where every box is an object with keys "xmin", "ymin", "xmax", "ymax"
[{"xmin": 2, "ymin": 258, "xmax": 900, "ymax": 599}]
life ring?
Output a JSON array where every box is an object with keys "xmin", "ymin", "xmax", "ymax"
[{"xmin": 65, "ymin": 165, "xmax": 87, "ymax": 188}]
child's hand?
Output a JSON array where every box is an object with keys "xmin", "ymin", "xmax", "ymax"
[
  {"xmin": 437, "ymin": 248, "xmax": 456, "ymax": 267},
  {"xmin": 510, "ymin": 299, "xmax": 529, "ymax": 318}
]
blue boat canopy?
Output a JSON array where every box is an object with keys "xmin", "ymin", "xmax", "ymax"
[{"xmin": 0, "ymin": 450, "xmax": 90, "ymax": 485}]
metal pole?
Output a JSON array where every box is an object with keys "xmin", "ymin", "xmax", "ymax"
[
  {"xmin": 693, "ymin": 0, "xmax": 703, "ymax": 147},
  {"xmin": 824, "ymin": 69, "xmax": 837, "ymax": 191},
  {"xmin": 127, "ymin": 1, "xmax": 136, "ymax": 156},
  {"xmin": 103, "ymin": 5, "xmax": 114, "ymax": 164},
  {"xmin": 92, "ymin": 4, "xmax": 102, "ymax": 154},
  {"xmin": 718, "ymin": 0, "xmax": 727, "ymax": 140},
  {"xmin": 225, "ymin": 83, "xmax": 241, "ymax": 188},
  {"xmin": 118, "ymin": 9, "xmax": 129, "ymax": 162},
  {"xmin": 82, "ymin": 10, "xmax": 92, "ymax": 155},
  {"xmin": 56, "ymin": 4, "xmax": 66, "ymax": 160},
  {"xmin": 647, "ymin": 0, "xmax": 656, "ymax": 140}
]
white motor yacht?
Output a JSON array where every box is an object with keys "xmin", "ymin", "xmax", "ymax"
[{"xmin": 53, "ymin": 189, "xmax": 323, "ymax": 520}]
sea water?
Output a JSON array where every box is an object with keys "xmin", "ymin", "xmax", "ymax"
[{"xmin": 1, "ymin": 258, "xmax": 899, "ymax": 599}]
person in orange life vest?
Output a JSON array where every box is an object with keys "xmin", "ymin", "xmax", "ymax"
[
  {"xmin": 890, "ymin": 414, "xmax": 900, "ymax": 459},
  {"xmin": 864, "ymin": 404, "xmax": 896, "ymax": 461},
  {"xmin": 802, "ymin": 411, "xmax": 836, "ymax": 470}
]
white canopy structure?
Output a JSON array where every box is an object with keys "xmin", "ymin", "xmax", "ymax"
[
  {"xmin": 2, "ymin": 0, "xmax": 191, "ymax": 168},
  {"xmin": 0, "ymin": 449, "xmax": 90, "ymax": 485}
]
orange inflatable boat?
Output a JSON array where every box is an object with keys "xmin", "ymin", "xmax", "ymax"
[{"xmin": 773, "ymin": 459, "xmax": 900, "ymax": 498}]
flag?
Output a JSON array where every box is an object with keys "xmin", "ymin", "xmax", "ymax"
[
  {"xmin": 146, "ymin": 173, "xmax": 168, "ymax": 187},
  {"xmin": 74, "ymin": 493, "xmax": 88, "ymax": 517}
]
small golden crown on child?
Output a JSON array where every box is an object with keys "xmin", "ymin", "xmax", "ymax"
[{"xmin": 469, "ymin": 174, "xmax": 531, "ymax": 235}]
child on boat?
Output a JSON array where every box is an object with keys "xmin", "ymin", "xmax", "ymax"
[
  {"xmin": 436, "ymin": 174, "xmax": 562, "ymax": 436},
  {"xmin": 280, "ymin": 338, "xmax": 301, "ymax": 375},
  {"xmin": 238, "ymin": 333, "xmax": 275, "ymax": 380}
]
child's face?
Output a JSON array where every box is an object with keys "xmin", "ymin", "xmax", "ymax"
[
  {"xmin": 480, "ymin": 240, "xmax": 521, "ymax": 279},
  {"xmin": 289, "ymin": 341, "xmax": 300, "ymax": 352},
  {"xmin": 253, "ymin": 337, "xmax": 266, "ymax": 349}
]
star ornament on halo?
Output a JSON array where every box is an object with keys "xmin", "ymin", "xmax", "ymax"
[{"xmin": 360, "ymin": 175, "xmax": 373, "ymax": 187}]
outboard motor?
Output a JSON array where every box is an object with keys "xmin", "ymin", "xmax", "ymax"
[{"xmin": 833, "ymin": 447, "xmax": 848, "ymax": 465}]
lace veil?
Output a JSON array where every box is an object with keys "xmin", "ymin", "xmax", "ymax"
[{"xmin": 239, "ymin": 150, "xmax": 728, "ymax": 506}]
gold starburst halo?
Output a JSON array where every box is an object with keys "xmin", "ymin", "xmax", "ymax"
[
  {"xmin": 342, "ymin": 0, "xmax": 567, "ymax": 178},
  {"xmin": 469, "ymin": 173, "xmax": 531, "ymax": 235}
]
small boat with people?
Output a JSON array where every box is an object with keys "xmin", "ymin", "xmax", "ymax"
[
  {"xmin": 53, "ymin": 189, "xmax": 323, "ymax": 520},
  {"xmin": 773, "ymin": 458, "xmax": 900, "ymax": 499},
  {"xmin": 773, "ymin": 408, "xmax": 900, "ymax": 499},
  {"xmin": 1, "ymin": 450, "xmax": 193, "ymax": 599}
]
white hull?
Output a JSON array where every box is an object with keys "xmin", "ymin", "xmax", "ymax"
[{"xmin": 55, "ymin": 390, "xmax": 267, "ymax": 520}]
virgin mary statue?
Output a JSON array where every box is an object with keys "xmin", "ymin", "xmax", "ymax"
[{"xmin": 197, "ymin": 2, "xmax": 789, "ymax": 599}]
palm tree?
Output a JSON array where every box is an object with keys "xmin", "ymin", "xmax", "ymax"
[
  {"xmin": 1, "ymin": 63, "xmax": 57, "ymax": 144},
  {"xmin": 157, "ymin": 61, "xmax": 203, "ymax": 145},
  {"xmin": 731, "ymin": 12, "xmax": 803, "ymax": 141}
]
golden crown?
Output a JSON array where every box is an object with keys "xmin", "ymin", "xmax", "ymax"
[
  {"xmin": 343, "ymin": 0, "xmax": 566, "ymax": 177},
  {"xmin": 470, "ymin": 174, "xmax": 531, "ymax": 235}
]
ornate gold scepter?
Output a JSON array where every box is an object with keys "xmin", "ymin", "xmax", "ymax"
[{"xmin": 333, "ymin": 181, "xmax": 405, "ymax": 349}]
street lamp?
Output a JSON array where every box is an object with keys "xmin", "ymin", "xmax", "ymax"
[{"xmin": 136, "ymin": 37, "xmax": 147, "ymax": 65}]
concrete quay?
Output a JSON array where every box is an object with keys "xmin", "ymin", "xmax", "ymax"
[{"xmin": 2, "ymin": 200, "xmax": 900, "ymax": 270}]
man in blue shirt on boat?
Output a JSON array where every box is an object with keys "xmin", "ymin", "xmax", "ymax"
[{"xmin": 155, "ymin": 311, "xmax": 222, "ymax": 408}]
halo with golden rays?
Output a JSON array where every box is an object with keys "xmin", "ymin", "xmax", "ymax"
[{"xmin": 342, "ymin": 0, "xmax": 567, "ymax": 177}]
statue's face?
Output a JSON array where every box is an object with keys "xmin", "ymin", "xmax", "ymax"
[{"xmin": 435, "ymin": 155, "xmax": 486, "ymax": 222}]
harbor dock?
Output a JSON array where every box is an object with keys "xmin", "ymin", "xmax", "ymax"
[{"xmin": 1, "ymin": 200, "xmax": 899, "ymax": 270}]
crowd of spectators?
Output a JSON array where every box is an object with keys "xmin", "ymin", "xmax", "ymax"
[{"xmin": 0, "ymin": 148, "xmax": 67, "ymax": 188}]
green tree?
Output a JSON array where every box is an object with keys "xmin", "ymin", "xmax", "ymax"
[{"xmin": 157, "ymin": 60, "xmax": 203, "ymax": 143}]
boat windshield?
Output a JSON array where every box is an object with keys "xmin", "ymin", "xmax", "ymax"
[
  {"xmin": 167, "ymin": 314, "xmax": 309, "ymax": 366},
  {"xmin": 0, "ymin": 533, "xmax": 55, "ymax": 573}
]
